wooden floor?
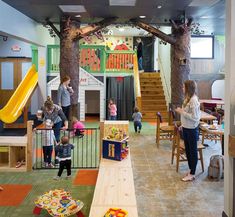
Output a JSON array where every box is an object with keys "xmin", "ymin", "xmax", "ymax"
[{"xmin": 89, "ymin": 153, "xmax": 138, "ymax": 217}]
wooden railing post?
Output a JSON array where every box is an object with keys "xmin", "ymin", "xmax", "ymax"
[
  {"xmin": 99, "ymin": 121, "xmax": 104, "ymax": 160},
  {"xmin": 26, "ymin": 120, "xmax": 33, "ymax": 171}
]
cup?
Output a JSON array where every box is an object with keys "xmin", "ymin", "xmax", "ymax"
[
  {"xmin": 37, "ymin": 110, "xmax": 43, "ymax": 119},
  {"xmin": 213, "ymin": 120, "xmax": 218, "ymax": 127}
]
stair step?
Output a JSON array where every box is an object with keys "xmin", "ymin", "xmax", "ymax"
[
  {"xmin": 140, "ymin": 77, "xmax": 161, "ymax": 82},
  {"xmin": 142, "ymin": 105, "xmax": 167, "ymax": 110},
  {"xmin": 139, "ymin": 73, "xmax": 160, "ymax": 78},
  {"xmin": 140, "ymin": 86, "xmax": 163, "ymax": 90},
  {"xmin": 142, "ymin": 99, "xmax": 166, "ymax": 104},
  {"xmin": 142, "ymin": 111, "xmax": 168, "ymax": 117},
  {"xmin": 141, "ymin": 95, "xmax": 165, "ymax": 100},
  {"xmin": 141, "ymin": 91, "xmax": 164, "ymax": 95},
  {"xmin": 140, "ymin": 82, "xmax": 163, "ymax": 87}
]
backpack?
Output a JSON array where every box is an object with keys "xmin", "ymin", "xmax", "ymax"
[{"xmin": 208, "ymin": 155, "xmax": 224, "ymax": 180}]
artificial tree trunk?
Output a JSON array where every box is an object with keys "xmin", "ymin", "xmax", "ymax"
[
  {"xmin": 133, "ymin": 19, "xmax": 192, "ymax": 107},
  {"xmin": 60, "ymin": 16, "xmax": 80, "ymax": 119},
  {"xmin": 46, "ymin": 16, "xmax": 116, "ymax": 119}
]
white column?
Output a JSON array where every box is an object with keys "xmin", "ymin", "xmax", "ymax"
[
  {"xmin": 37, "ymin": 46, "xmax": 47, "ymax": 106},
  {"xmin": 224, "ymin": 0, "xmax": 235, "ymax": 216}
]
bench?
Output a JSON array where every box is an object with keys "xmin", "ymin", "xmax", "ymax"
[{"xmin": 89, "ymin": 152, "xmax": 138, "ymax": 217}]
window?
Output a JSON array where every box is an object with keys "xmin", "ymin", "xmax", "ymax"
[{"xmin": 191, "ymin": 36, "xmax": 214, "ymax": 59}]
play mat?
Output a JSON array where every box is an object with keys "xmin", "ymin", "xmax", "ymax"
[
  {"xmin": 34, "ymin": 189, "xmax": 84, "ymax": 217},
  {"xmin": 104, "ymin": 208, "xmax": 128, "ymax": 217}
]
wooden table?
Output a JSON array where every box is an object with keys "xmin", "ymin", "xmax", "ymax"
[
  {"xmin": 200, "ymin": 99, "xmax": 225, "ymax": 105},
  {"xmin": 200, "ymin": 110, "xmax": 217, "ymax": 122},
  {"xmin": 200, "ymin": 123, "xmax": 224, "ymax": 152}
]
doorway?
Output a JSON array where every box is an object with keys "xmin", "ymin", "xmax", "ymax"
[
  {"xmin": 133, "ymin": 36, "xmax": 154, "ymax": 72},
  {"xmin": 85, "ymin": 90, "xmax": 100, "ymax": 122},
  {"xmin": 0, "ymin": 58, "xmax": 32, "ymax": 108}
]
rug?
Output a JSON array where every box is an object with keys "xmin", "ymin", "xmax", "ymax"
[
  {"xmin": 148, "ymin": 122, "xmax": 156, "ymax": 126},
  {"xmin": 0, "ymin": 184, "xmax": 32, "ymax": 206},
  {"xmin": 73, "ymin": 170, "xmax": 98, "ymax": 186}
]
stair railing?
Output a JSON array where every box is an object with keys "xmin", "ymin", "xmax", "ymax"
[
  {"xmin": 133, "ymin": 54, "xmax": 142, "ymax": 110},
  {"xmin": 158, "ymin": 55, "xmax": 171, "ymax": 110}
]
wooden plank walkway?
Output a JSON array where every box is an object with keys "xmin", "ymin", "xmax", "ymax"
[{"xmin": 89, "ymin": 153, "xmax": 138, "ymax": 217}]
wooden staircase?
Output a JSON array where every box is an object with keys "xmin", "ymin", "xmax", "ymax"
[{"xmin": 140, "ymin": 73, "xmax": 168, "ymax": 122}]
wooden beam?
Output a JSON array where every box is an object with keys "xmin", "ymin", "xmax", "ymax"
[
  {"xmin": 131, "ymin": 19, "xmax": 176, "ymax": 45},
  {"xmin": 45, "ymin": 18, "xmax": 61, "ymax": 39},
  {"xmin": 74, "ymin": 17, "xmax": 117, "ymax": 40}
]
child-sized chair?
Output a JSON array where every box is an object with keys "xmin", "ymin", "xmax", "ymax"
[
  {"xmin": 171, "ymin": 123, "xmax": 205, "ymax": 173},
  {"xmin": 156, "ymin": 112, "xmax": 174, "ymax": 148}
]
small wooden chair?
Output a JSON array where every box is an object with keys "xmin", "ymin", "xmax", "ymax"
[
  {"xmin": 171, "ymin": 123, "xmax": 205, "ymax": 173},
  {"xmin": 156, "ymin": 112, "xmax": 174, "ymax": 148}
]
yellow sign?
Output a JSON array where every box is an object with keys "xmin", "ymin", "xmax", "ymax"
[{"xmin": 39, "ymin": 58, "xmax": 45, "ymax": 67}]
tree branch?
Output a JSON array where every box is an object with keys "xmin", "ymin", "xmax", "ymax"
[
  {"xmin": 130, "ymin": 19, "xmax": 176, "ymax": 45},
  {"xmin": 45, "ymin": 18, "xmax": 61, "ymax": 39},
  {"xmin": 73, "ymin": 17, "xmax": 117, "ymax": 40}
]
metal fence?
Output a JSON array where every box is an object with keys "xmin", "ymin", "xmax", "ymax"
[{"xmin": 33, "ymin": 127, "xmax": 100, "ymax": 169}]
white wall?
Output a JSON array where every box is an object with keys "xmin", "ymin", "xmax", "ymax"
[
  {"xmin": 158, "ymin": 26, "xmax": 172, "ymax": 102},
  {"xmin": 224, "ymin": 0, "xmax": 235, "ymax": 216},
  {"xmin": 153, "ymin": 37, "xmax": 159, "ymax": 71},
  {"xmin": 0, "ymin": 0, "xmax": 57, "ymax": 46},
  {"xmin": 0, "ymin": 37, "xmax": 32, "ymax": 57}
]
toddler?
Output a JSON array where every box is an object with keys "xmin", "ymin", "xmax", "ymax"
[
  {"xmin": 54, "ymin": 136, "xmax": 74, "ymax": 180},
  {"xmin": 41, "ymin": 119, "xmax": 56, "ymax": 168},
  {"xmin": 132, "ymin": 107, "xmax": 142, "ymax": 133},
  {"xmin": 72, "ymin": 117, "xmax": 85, "ymax": 138},
  {"xmin": 108, "ymin": 98, "xmax": 117, "ymax": 120}
]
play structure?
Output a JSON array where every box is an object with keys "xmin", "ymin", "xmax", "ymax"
[
  {"xmin": 47, "ymin": 67, "xmax": 105, "ymax": 121},
  {"xmin": 0, "ymin": 65, "xmax": 38, "ymax": 128},
  {"xmin": 33, "ymin": 189, "xmax": 84, "ymax": 217}
]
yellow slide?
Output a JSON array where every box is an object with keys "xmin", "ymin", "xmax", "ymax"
[{"xmin": 0, "ymin": 65, "xmax": 38, "ymax": 123}]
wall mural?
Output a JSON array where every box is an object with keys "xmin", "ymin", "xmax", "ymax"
[{"xmin": 80, "ymin": 36, "xmax": 133, "ymax": 50}]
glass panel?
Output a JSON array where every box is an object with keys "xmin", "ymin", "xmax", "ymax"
[
  {"xmin": 22, "ymin": 62, "xmax": 32, "ymax": 80},
  {"xmin": 1, "ymin": 62, "xmax": 14, "ymax": 90}
]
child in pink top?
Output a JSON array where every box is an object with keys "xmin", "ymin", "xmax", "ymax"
[
  {"xmin": 108, "ymin": 99, "xmax": 117, "ymax": 120},
  {"xmin": 72, "ymin": 117, "xmax": 85, "ymax": 137}
]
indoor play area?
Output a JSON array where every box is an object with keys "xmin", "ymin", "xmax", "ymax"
[{"xmin": 0, "ymin": 0, "xmax": 229, "ymax": 217}]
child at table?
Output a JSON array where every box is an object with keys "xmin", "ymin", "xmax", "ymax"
[{"xmin": 54, "ymin": 136, "xmax": 74, "ymax": 180}]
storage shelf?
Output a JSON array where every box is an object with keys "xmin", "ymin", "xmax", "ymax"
[{"xmin": 0, "ymin": 136, "xmax": 27, "ymax": 172}]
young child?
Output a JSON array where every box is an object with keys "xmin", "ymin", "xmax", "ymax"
[
  {"xmin": 108, "ymin": 98, "xmax": 117, "ymax": 120},
  {"xmin": 72, "ymin": 117, "xmax": 85, "ymax": 138},
  {"xmin": 132, "ymin": 107, "xmax": 142, "ymax": 133},
  {"xmin": 54, "ymin": 136, "xmax": 74, "ymax": 180},
  {"xmin": 41, "ymin": 119, "xmax": 56, "ymax": 168}
]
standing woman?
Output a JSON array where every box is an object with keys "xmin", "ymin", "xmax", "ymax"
[
  {"xmin": 175, "ymin": 80, "xmax": 201, "ymax": 182},
  {"xmin": 58, "ymin": 75, "xmax": 74, "ymax": 120},
  {"xmin": 39, "ymin": 96, "xmax": 68, "ymax": 142}
]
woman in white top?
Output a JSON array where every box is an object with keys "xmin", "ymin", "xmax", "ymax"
[{"xmin": 175, "ymin": 80, "xmax": 201, "ymax": 182}]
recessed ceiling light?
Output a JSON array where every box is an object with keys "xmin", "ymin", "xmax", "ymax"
[
  {"xmin": 75, "ymin": 15, "xmax": 81, "ymax": 18},
  {"xmin": 157, "ymin": 5, "xmax": 162, "ymax": 9},
  {"xmin": 119, "ymin": 28, "xmax": 125, "ymax": 32},
  {"xmin": 109, "ymin": 0, "xmax": 136, "ymax": 6},
  {"xmin": 139, "ymin": 15, "xmax": 146, "ymax": 18},
  {"xmin": 59, "ymin": 5, "xmax": 86, "ymax": 13}
]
